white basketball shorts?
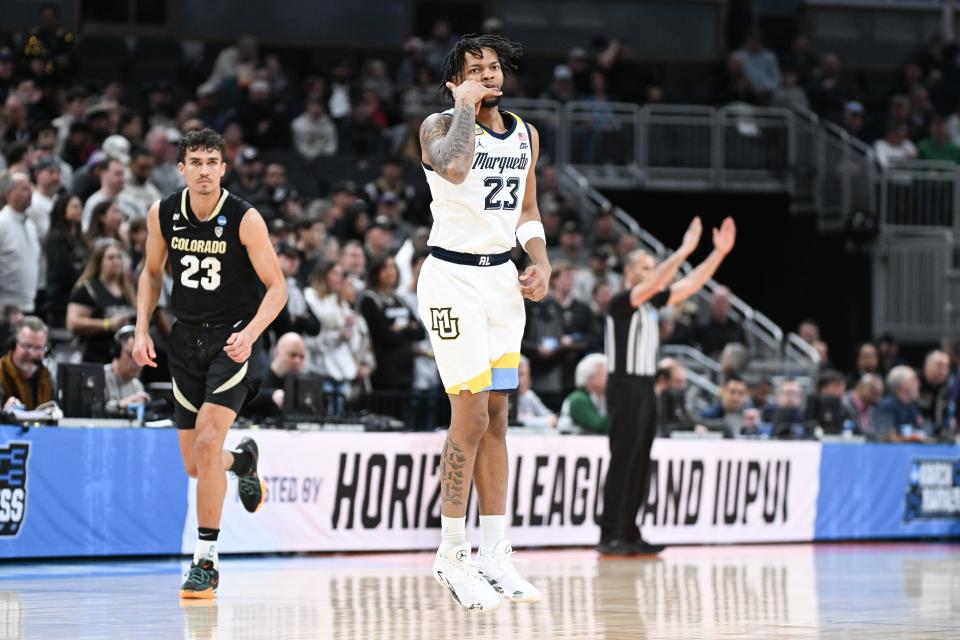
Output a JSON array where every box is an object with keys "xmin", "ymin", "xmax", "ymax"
[{"xmin": 417, "ymin": 253, "xmax": 525, "ymax": 394}]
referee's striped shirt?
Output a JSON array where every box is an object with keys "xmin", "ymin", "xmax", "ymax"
[{"xmin": 605, "ymin": 287, "xmax": 671, "ymax": 377}]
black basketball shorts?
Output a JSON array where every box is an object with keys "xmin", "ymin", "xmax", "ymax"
[{"xmin": 167, "ymin": 319, "xmax": 262, "ymax": 429}]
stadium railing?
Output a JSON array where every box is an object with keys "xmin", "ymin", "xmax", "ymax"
[
  {"xmin": 879, "ymin": 159, "xmax": 960, "ymax": 232},
  {"xmin": 872, "ymin": 230, "xmax": 959, "ymax": 342},
  {"xmin": 817, "ymin": 121, "xmax": 876, "ymax": 233},
  {"xmin": 659, "ymin": 344, "xmax": 722, "ymax": 414},
  {"xmin": 561, "ymin": 100, "xmax": 644, "ymax": 187},
  {"xmin": 500, "ymin": 97, "xmax": 563, "ymax": 165},
  {"xmin": 660, "ymin": 344, "xmax": 723, "ymax": 382},
  {"xmin": 502, "ymin": 96, "xmax": 960, "ymax": 342},
  {"xmin": 426, "ymin": 98, "xmax": 960, "ymax": 246},
  {"xmin": 717, "ymin": 105, "xmax": 793, "ymax": 192},
  {"xmin": 790, "ymin": 107, "xmax": 820, "ymax": 213},
  {"xmin": 642, "ymin": 104, "xmax": 715, "ymax": 190}
]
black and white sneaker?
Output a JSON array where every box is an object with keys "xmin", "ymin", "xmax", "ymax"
[
  {"xmin": 235, "ymin": 437, "xmax": 266, "ymax": 513},
  {"xmin": 433, "ymin": 543, "xmax": 502, "ymax": 611},
  {"xmin": 475, "ymin": 540, "xmax": 541, "ymax": 603}
]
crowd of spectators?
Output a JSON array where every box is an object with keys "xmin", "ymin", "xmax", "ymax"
[
  {"xmin": 0, "ymin": 8, "xmax": 957, "ymax": 442},
  {"xmin": 724, "ymin": 26, "xmax": 960, "ymax": 170},
  {"xmin": 0, "ymin": 10, "xmax": 695, "ymax": 422},
  {"xmin": 638, "ymin": 319, "xmax": 959, "ymax": 443},
  {"xmin": 513, "ymin": 298, "xmax": 960, "ymax": 443}
]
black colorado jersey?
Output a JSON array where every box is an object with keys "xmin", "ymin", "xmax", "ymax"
[{"xmin": 158, "ymin": 188, "xmax": 263, "ymax": 326}]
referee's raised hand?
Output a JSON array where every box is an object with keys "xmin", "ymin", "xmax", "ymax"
[
  {"xmin": 679, "ymin": 216, "xmax": 703, "ymax": 256},
  {"xmin": 713, "ymin": 217, "xmax": 737, "ymax": 256}
]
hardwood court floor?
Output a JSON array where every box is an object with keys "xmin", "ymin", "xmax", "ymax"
[{"xmin": 0, "ymin": 543, "xmax": 957, "ymax": 639}]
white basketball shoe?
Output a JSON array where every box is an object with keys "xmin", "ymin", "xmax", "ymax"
[
  {"xmin": 433, "ymin": 543, "xmax": 503, "ymax": 611},
  {"xmin": 474, "ymin": 540, "xmax": 542, "ymax": 604}
]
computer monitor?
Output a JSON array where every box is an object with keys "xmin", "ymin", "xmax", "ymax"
[
  {"xmin": 57, "ymin": 363, "xmax": 106, "ymax": 419},
  {"xmin": 810, "ymin": 395, "xmax": 845, "ymax": 434},
  {"xmin": 282, "ymin": 374, "xmax": 326, "ymax": 421},
  {"xmin": 771, "ymin": 407, "xmax": 810, "ymax": 439}
]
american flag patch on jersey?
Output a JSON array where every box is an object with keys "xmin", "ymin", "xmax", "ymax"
[{"xmin": 518, "ymin": 131, "xmax": 527, "ymax": 142}]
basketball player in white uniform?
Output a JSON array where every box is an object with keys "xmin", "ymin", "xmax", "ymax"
[{"xmin": 418, "ymin": 34, "xmax": 550, "ymax": 611}]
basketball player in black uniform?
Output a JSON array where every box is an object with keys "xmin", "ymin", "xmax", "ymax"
[{"xmin": 133, "ymin": 129, "xmax": 288, "ymax": 598}]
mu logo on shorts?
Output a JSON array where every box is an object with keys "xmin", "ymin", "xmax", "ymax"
[
  {"xmin": 0, "ymin": 442, "xmax": 29, "ymax": 536},
  {"xmin": 430, "ymin": 307, "xmax": 461, "ymax": 340}
]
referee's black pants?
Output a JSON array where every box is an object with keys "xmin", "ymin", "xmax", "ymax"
[{"xmin": 600, "ymin": 374, "xmax": 657, "ymax": 543}]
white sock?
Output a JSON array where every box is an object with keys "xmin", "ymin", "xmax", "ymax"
[
  {"xmin": 439, "ymin": 515, "xmax": 466, "ymax": 554},
  {"xmin": 479, "ymin": 514, "xmax": 507, "ymax": 555},
  {"xmin": 193, "ymin": 539, "xmax": 219, "ymax": 569}
]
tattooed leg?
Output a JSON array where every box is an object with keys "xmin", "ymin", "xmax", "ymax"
[
  {"xmin": 440, "ymin": 439, "xmax": 468, "ymax": 506},
  {"xmin": 441, "ymin": 390, "xmax": 491, "ymax": 517}
]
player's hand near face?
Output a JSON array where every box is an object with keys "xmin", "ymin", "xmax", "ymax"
[
  {"xmin": 446, "ymin": 80, "xmax": 502, "ymax": 115},
  {"xmin": 132, "ymin": 331, "xmax": 157, "ymax": 368},
  {"xmin": 224, "ymin": 330, "xmax": 255, "ymax": 363},
  {"xmin": 519, "ymin": 263, "xmax": 551, "ymax": 301}
]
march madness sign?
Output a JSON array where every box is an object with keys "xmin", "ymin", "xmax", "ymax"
[
  {"xmin": 0, "ymin": 442, "xmax": 30, "ymax": 537},
  {"xmin": 905, "ymin": 458, "xmax": 960, "ymax": 522}
]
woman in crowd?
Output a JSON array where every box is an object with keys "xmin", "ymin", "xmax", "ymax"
[
  {"xmin": 359, "ymin": 255, "xmax": 424, "ymax": 396},
  {"xmin": 84, "ymin": 199, "xmax": 124, "ymax": 249},
  {"xmin": 126, "ymin": 216, "xmax": 149, "ymax": 274},
  {"xmin": 517, "ymin": 355, "xmax": 558, "ymax": 431},
  {"xmin": 304, "ymin": 261, "xmax": 374, "ymax": 414},
  {"xmin": 66, "ymin": 240, "xmax": 136, "ymax": 363},
  {"xmin": 45, "ymin": 194, "xmax": 89, "ymax": 328}
]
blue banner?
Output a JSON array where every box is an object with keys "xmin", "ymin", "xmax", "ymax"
[
  {"xmin": 0, "ymin": 426, "xmax": 187, "ymax": 558},
  {"xmin": 815, "ymin": 442, "xmax": 960, "ymax": 540},
  {"xmin": 0, "ymin": 427, "xmax": 956, "ymax": 559}
]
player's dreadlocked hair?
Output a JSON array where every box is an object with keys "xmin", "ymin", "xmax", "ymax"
[{"xmin": 439, "ymin": 34, "xmax": 523, "ymax": 102}]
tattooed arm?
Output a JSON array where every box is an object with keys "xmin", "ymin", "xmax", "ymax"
[{"xmin": 419, "ymin": 79, "xmax": 501, "ymax": 184}]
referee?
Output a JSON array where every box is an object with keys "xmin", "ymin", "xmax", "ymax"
[{"xmin": 599, "ymin": 216, "xmax": 737, "ymax": 555}]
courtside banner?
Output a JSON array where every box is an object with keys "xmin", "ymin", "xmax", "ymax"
[
  {"xmin": 0, "ymin": 425, "xmax": 187, "ymax": 558},
  {"xmin": 185, "ymin": 432, "xmax": 822, "ymax": 553},
  {"xmin": 183, "ymin": 431, "xmax": 609, "ymax": 552},
  {"xmin": 815, "ymin": 442, "xmax": 960, "ymax": 540},
  {"xmin": 5, "ymin": 425, "xmax": 954, "ymax": 559},
  {"xmin": 643, "ymin": 440, "xmax": 821, "ymax": 545}
]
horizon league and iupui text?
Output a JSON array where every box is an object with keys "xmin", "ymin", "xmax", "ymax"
[{"xmin": 325, "ymin": 452, "xmax": 793, "ymax": 531}]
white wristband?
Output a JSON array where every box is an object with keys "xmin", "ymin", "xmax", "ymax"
[{"xmin": 516, "ymin": 220, "xmax": 546, "ymax": 249}]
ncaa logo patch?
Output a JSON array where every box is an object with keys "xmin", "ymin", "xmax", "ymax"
[
  {"xmin": 0, "ymin": 442, "xmax": 29, "ymax": 537},
  {"xmin": 429, "ymin": 307, "xmax": 461, "ymax": 340},
  {"xmin": 217, "ymin": 215, "xmax": 227, "ymax": 226}
]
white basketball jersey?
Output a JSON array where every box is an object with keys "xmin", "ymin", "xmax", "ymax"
[{"xmin": 423, "ymin": 110, "xmax": 531, "ymax": 254}]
